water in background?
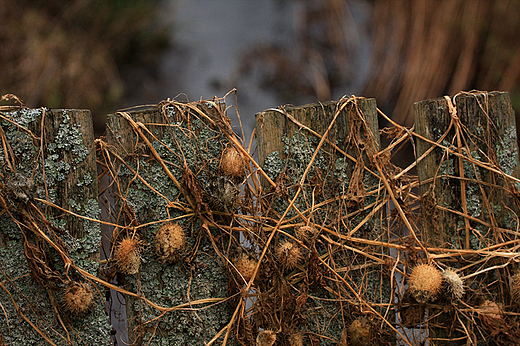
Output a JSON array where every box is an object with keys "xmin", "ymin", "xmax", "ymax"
[
  {"xmin": 157, "ymin": 0, "xmax": 372, "ymax": 142},
  {"xmin": 110, "ymin": 1, "xmax": 372, "ymax": 344}
]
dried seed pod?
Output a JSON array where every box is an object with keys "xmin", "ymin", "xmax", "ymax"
[
  {"xmin": 511, "ymin": 272, "xmax": 520, "ymax": 303},
  {"xmin": 399, "ymin": 288, "xmax": 426, "ymax": 327},
  {"xmin": 478, "ymin": 300, "xmax": 503, "ymax": 320},
  {"xmin": 275, "ymin": 241, "xmax": 302, "ymax": 269},
  {"xmin": 288, "ymin": 332, "xmax": 304, "ymax": 346},
  {"xmin": 220, "ymin": 146, "xmax": 245, "ymax": 178},
  {"xmin": 114, "ymin": 236, "xmax": 141, "ymax": 275},
  {"xmin": 478, "ymin": 300, "xmax": 509, "ymax": 337},
  {"xmin": 256, "ymin": 330, "xmax": 276, "ymax": 346},
  {"xmin": 234, "ymin": 254, "xmax": 258, "ymax": 283},
  {"xmin": 4, "ymin": 171, "xmax": 35, "ymax": 204},
  {"xmin": 338, "ymin": 328, "xmax": 348, "ymax": 346},
  {"xmin": 206, "ymin": 176, "xmax": 238, "ymax": 211},
  {"xmin": 63, "ymin": 282, "xmax": 94, "ymax": 317},
  {"xmin": 400, "ymin": 304, "xmax": 426, "ymax": 327},
  {"xmin": 296, "ymin": 225, "xmax": 317, "ymax": 241},
  {"xmin": 155, "ymin": 223, "xmax": 185, "ymax": 263},
  {"xmin": 442, "ymin": 269, "xmax": 464, "ymax": 301},
  {"xmin": 409, "ymin": 264, "xmax": 442, "ymax": 304},
  {"xmin": 348, "ymin": 317, "xmax": 373, "ymax": 346}
]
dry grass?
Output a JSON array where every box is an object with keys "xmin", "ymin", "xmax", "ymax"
[
  {"xmin": 365, "ymin": 0, "xmax": 520, "ymax": 126},
  {"xmin": 237, "ymin": 0, "xmax": 520, "ymax": 130},
  {"xmin": 0, "ymin": 0, "xmax": 169, "ymax": 134}
]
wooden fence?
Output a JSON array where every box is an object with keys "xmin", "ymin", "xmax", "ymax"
[{"xmin": 0, "ymin": 91, "xmax": 519, "ymax": 345}]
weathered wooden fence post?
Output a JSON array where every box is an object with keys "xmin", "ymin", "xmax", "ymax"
[
  {"xmin": 415, "ymin": 91, "xmax": 520, "ymax": 345},
  {"xmin": 0, "ymin": 107, "xmax": 111, "ymax": 345},
  {"xmin": 104, "ymin": 100, "xmax": 240, "ymax": 345},
  {"xmin": 255, "ymin": 98, "xmax": 391, "ymax": 345}
]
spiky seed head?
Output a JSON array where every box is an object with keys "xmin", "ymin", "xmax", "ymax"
[
  {"xmin": 511, "ymin": 272, "xmax": 520, "ymax": 304},
  {"xmin": 155, "ymin": 223, "xmax": 185, "ymax": 263},
  {"xmin": 276, "ymin": 241, "xmax": 302, "ymax": 269},
  {"xmin": 409, "ymin": 264, "xmax": 442, "ymax": 304},
  {"xmin": 63, "ymin": 282, "xmax": 94, "ymax": 317},
  {"xmin": 442, "ymin": 269, "xmax": 464, "ymax": 300},
  {"xmin": 296, "ymin": 225, "xmax": 316, "ymax": 241},
  {"xmin": 234, "ymin": 254, "xmax": 258, "ymax": 283},
  {"xmin": 220, "ymin": 146, "xmax": 245, "ymax": 178},
  {"xmin": 256, "ymin": 330, "xmax": 276, "ymax": 346},
  {"xmin": 114, "ymin": 236, "xmax": 141, "ymax": 275},
  {"xmin": 348, "ymin": 317, "xmax": 373, "ymax": 346},
  {"xmin": 288, "ymin": 332, "xmax": 304, "ymax": 346}
]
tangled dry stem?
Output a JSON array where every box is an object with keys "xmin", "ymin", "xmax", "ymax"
[{"xmin": 2, "ymin": 91, "xmax": 520, "ymax": 345}]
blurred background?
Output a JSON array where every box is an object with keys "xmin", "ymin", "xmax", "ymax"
[
  {"xmin": 2, "ymin": 0, "xmax": 520, "ymax": 137},
  {"xmin": 3, "ymin": 1, "xmax": 520, "ymax": 344}
]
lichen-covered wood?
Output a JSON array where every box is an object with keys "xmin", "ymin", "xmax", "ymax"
[
  {"xmin": 416, "ymin": 92, "xmax": 520, "ymax": 248},
  {"xmin": 0, "ymin": 107, "xmax": 111, "ymax": 345},
  {"xmin": 2, "ymin": 90, "xmax": 518, "ymax": 345},
  {"xmin": 255, "ymin": 98, "xmax": 391, "ymax": 345},
  {"xmin": 415, "ymin": 91, "xmax": 520, "ymax": 345},
  {"xmin": 104, "ymin": 101, "xmax": 240, "ymax": 345}
]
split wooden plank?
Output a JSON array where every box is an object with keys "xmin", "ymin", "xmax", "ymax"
[
  {"xmin": 255, "ymin": 98, "xmax": 390, "ymax": 345},
  {"xmin": 104, "ymin": 100, "xmax": 240, "ymax": 346},
  {"xmin": 415, "ymin": 91, "xmax": 520, "ymax": 345},
  {"xmin": 0, "ymin": 107, "xmax": 111, "ymax": 345}
]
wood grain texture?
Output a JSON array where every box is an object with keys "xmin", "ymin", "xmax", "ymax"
[
  {"xmin": 0, "ymin": 107, "xmax": 110, "ymax": 345},
  {"xmin": 415, "ymin": 91, "xmax": 520, "ymax": 248},
  {"xmin": 105, "ymin": 101, "xmax": 239, "ymax": 346},
  {"xmin": 415, "ymin": 91, "xmax": 520, "ymax": 345},
  {"xmin": 256, "ymin": 99, "xmax": 380, "ymax": 177},
  {"xmin": 255, "ymin": 98, "xmax": 389, "ymax": 345}
]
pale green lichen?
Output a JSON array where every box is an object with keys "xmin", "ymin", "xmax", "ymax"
[
  {"xmin": 465, "ymin": 185, "xmax": 481, "ymax": 218},
  {"xmin": 0, "ymin": 108, "xmax": 110, "ymax": 345},
  {"xmin": 280, "ymin": 130, "xmax": 328, "ymax": 179},
  {"xmin": 76, "ymin": 172, "xmax": 93, "ymax": 187},
  {"xmin": 496, "ymin": 126, "xmax": 519, "ymax": 176},
  {"xmin": 451, "ymin": 222, "xmax": 484, "ymax": 250},
  {"xmin": 260, "ymin": 128, "xmax": 387, "ymax": 345},
  {"xmin": 263, "ymin": 151, "xmax": 284, "ymax": 181},
  {"xmin": 334, "ymin": 157, "xmax": 351, "ymax": 186},
  {"xmin": 44, "ymin": 154, "xmax": 71, "ymax": 183},
  {"xmin": 438, "ymin": 140, "xmax": 455, "ymax": 176},
  {"xmin": 111, "ymin": 110, "xmax": 237, "ymax": 345},
  {"xmin": 303, "ymin": 293, "xmax": 344, "ymax": 344},
  {"xmin": 262, "ymin": 131, "xmax": 334, "ymax": 220},
  {"xmin": 53, "ymin": 111, "xmax": 90, "ymax": 163},
  {"xmin": 134, "ymin": 247, "xmax": 231, "ymax": 345},
  {"xmin": 1, "ymin": 113, "xmax": 39, "ymax": 170},
  {"xmin": 503, "ymin": 209, "xmax": 518, "ymax": 230},
  {"xmin": 463, "ymin": 152, "xmax": 481, "ymax": 180},
  {"xmin": 77, "ymin": 198, "xmax": 104, "ymax": 269},
  {"xmin": 476, "ymin": 125, "xmax": 484, "ymax": 136}
]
